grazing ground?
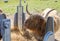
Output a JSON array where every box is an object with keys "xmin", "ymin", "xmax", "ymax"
[{"xmin": 0, "ymin": 0, "xmax": 60, "ymax": 14}]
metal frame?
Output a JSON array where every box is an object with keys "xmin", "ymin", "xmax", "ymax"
[
  {"xmin": 1, "ymin": 19, "xmax": 11, "ymax": 41},
  {"xmin": 14, "ymin": 0, "xmax": 26, "ymax": 30},
  {"xmin": 0, "ymin": 14, "xmax": 11, "ymax": 41},
  {"xmin": 17, "ymin": 6, "xmax": 24, "ymax": 30},
  {"xmin": 43, "ymin": 17, "xmax": 55, "ymax": 41}
]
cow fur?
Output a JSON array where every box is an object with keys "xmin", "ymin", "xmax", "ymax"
[
  {"xmin": 42, "ymin": 8, "xmax": 60, "ymax": 32},
  {"xmin": 24, "ymin": 8, "xmax": 60, "ymax": 41}
]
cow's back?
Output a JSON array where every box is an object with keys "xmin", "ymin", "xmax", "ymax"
[{"xmin": 42, "ymin": 8, "xmax": 60, "ymax": 32}]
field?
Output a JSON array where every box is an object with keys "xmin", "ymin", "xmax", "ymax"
[{"xmin": 0, "ymin": 0, "xmax": 60, "ymax": 14}]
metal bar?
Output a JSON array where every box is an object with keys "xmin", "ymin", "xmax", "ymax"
[
  {"xmin": 20, "ymin": 0, "xmax": 22, "ymax": 6},
  {"xmin": 17, "ymin": 6, "xmax": 25, "ymax": 30},
  {"xmin": 46, "ymin": 17, "xmax": 54, "ymax": 33},
  {"xmin": 1, "ymin": 19, "xmax": 11, "ymax": 41}
]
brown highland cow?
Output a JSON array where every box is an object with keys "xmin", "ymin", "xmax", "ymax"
[{"xmin": 24, "ymin": 6, "xmax": 60, "ymax": 41}]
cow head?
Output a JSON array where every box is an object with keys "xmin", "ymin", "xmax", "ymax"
[
  {"xmin": 25, "ymin": 4, "xmax": 46, "ymax": 36},
  {"xmin": 24, "ymin": 15, "xmax": 46, "ymax": 37}
]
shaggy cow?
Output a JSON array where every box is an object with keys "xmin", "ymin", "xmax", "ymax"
[
  {"xmin": 24, "ymin": 6, "xmax": 60, "ymax": 41},
  {"xmin": 24, "ymin": 15, "xmax": 46, "ymax": 41}
]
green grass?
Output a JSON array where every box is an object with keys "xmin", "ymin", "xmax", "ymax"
[{"xmin": 0, "ymin": 0, "xmax": 60, "ymax": 14}]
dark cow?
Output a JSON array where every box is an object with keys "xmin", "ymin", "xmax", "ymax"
[{"xmin": 24, "ymin": 15, "xmax": 46, "ymax": 40}]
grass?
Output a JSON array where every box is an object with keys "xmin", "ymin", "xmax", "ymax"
[{"xmin": 0, "ymin": 0, "xmax": 60, "ymax": 14}]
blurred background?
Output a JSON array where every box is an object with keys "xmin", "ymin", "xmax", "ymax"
[{"xmin": 0, "ymin": 0, "xmax": 60, "ymax": 15}]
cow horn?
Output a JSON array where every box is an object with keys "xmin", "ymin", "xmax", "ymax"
[{"xmin": 26, "ymin": 4, "xmax": 32, "ymax": 15}]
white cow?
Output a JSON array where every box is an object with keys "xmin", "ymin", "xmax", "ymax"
[{"xmin": 42, "ymin": 8, "xmax": 60, "ymax": 32}]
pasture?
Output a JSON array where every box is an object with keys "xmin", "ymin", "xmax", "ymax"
[{"xmin": 0, "ymin": 0, "xmax": 60, "ymax": 14}]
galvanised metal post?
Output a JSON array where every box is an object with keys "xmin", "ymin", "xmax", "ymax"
[
  {"xmin": 19, "ymin": 0, "xmax": 22, "ymax": 6},
  {"xmin": 1, "ymin": 19, "xmax": 11, "ymax": 41},
  {"xmin": 18, "ymin": 0, "xmax": 25, "ymax": 30}
]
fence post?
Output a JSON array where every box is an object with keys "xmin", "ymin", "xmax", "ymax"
[{"xmin": 17, "ymin": 6, "xmax": 25, "ymax": 30}]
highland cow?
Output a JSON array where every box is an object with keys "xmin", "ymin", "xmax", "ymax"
[
  {"xmin": 24, "ymin": 15, "xmax": 46, "ymax": 40},
  {"xmin": 24, "ymin": 6, "xmax": 60, "ymax": 41}
]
